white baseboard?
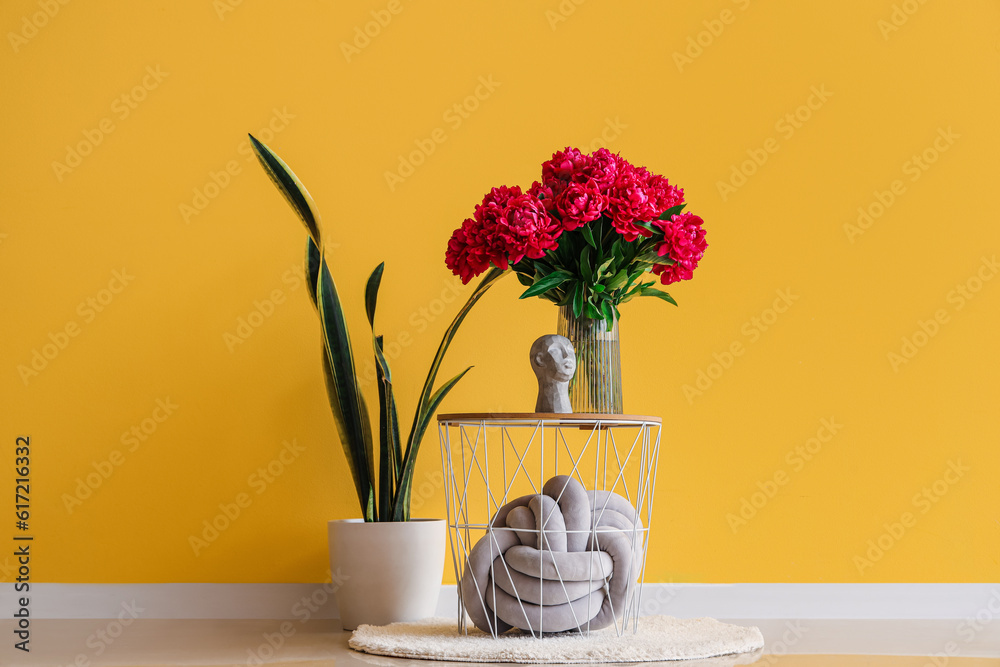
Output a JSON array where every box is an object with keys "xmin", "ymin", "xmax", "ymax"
[{"xmin": 4, "ymin": 583, "xmax": 997, "ymax": 620}]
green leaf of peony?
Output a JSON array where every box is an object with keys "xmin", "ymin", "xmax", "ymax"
[
  {"xmin": 533, "ymin": 260, "xmax": 555, "ymax": 276},
  {"xmin": 581, "ymin": 225, "xmax": 597, "ymax": 249},
  {"xmin": 606, "ymin": 269, "xmax": 629, "ymax": 291},
  {"xmin": 580, "ymin": 246, "xmax": 593, "ymax": 284},
  {"xmin": 633, "ymin": 220, "xmax": 658, "ymax": 235},
  {"xmin": 623, "ymin": 267, "xmax": 646, "ymax": 294},
  {"xmin": 620, "ymin": 279, "xmax": 649, "ymax": 303},
  {"xmin": 520, "ymin": 270, "xmax": 573, "ymax": 299},
  {"xmin": 611, "ymin": 238, "xmax": 625, "ymax": 262},
  {"xmin": 600, "ymin": 300, "xmax": 615, "ymax": 329},
  {"xmin": 572, "ymin": 282, "xmax": 584, "ymax": 318},
  {"xmin": 640, "ymin": 286, "xmax": 678, "ymax": 306},
  {"xmin": 657, "ymin": 204, "xmax": 686, "ymax": 220},
  {"xmin": 637, "ymin": 249, "xmax": 670, "ymax": 265}
]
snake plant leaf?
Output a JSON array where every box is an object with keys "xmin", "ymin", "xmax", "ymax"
[
  {"xmin": 365, "ymin": 488, "xmax": 375, "ymax": 524},
  {"xmin": 357, "ymin": 389, "xmax": 376, "ymax": 520},
  {"xmin": 320, "ymin": 339, "xmax": 369, "ymax": 516},
  {"xmin": 367, "ymin": 266, "xmax": 401, "ymax": 503},
  {"xmin": 375, "ymin": 335, "xmax": 400, "ymax": 519},
  {"xmin": 365, "ymin": 262, "xmax": 385, "ymax": 329},
  {"xmin": 386, "ymin": 379, "xmax": 402, "ymax": 479},
  {"xmin": 250, "ymin": 141, "xmax": 498, "ymax": 522},
  {"xmin": 395, "ymin": 268, "xmax": 504, "ymax": 519},
  {"xmin": 410, "ymin": 267, "xmax": 504, "ymax": 424},
  {"xmin": 639, "ymin": 285, "xmax": 678, "ymax": 306},
  {"xmin": 365, "ymin": 263, "xmax": 392, "ymax": 383},
  {"xmin": 392, "ymin": 365, "xmax": 473, "ymax": 521},
  {"xmin": 520, "ymin": 270, "xmax": 572, "ymax": 299},
  {"xmin": 305, "ymin": 238, "xmax": 321, "ymax": 310},
  {"xmin": 317, "ymin": 252, "xmax": 375, "ymax": 516},
  {"xmin": 248, "ymin": 134, "xmax": 323, "ymax": 249}
]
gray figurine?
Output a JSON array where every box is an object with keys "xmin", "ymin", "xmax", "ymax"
[{"xmin": 530, "ymin": 334, "xmax": 577, "ymax": 413}]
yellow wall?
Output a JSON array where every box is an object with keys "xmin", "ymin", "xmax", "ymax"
[{"xmin": 2, "ymin": 0, "xmax": 998, "ymax": 584}]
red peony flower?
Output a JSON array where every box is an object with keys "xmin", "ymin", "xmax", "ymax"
[
  {"xmin": 651, "ymin": 212, "xmax": 707, "ymax": 285},
  {"xmin": 447, "ymin": 147, "xmax": 706, "ymax": 297},
  {"xmin": 445, "ymin": 218, "xmax": 492, "ymax": 285},
  {"xmin": 607, "ymin": 161, "xmax": 659, "ymax": 241},
  {"xmin": 573, "ymin": 147, "xmax": 619, "ymax": 191},
  {"xmin": 499, "ymin": 192, "xmax": 561, "ymax": 264},
  {"xmin": 445, "ymin": 186, "xmax": 561, "ymax": 283},
  {"xmin": 541, "ymin": 147, "xmax": 587, "ymax": 189},
  {"xmin": 646, "ymin": 173, "xmax": 685, "ymax": 213},
  {"xmin": 555, "ymin": 181, "xmax": 607, "ymax": 231},
  {"xmin": 527, "ymin": 180, "xmax": 557, "ymax": 214},
  {"xmin": 652, "ymin": 262, "xmax": 693, "ymax": 285}
]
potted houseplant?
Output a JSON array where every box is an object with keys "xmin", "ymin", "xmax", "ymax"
[
  {"xmin": 444, "ymin": 146, "xmax": 707, "ymax": 413},
  {"xmin": 248, "ymin": 136, "xmax": 503, "ymax": 629}
]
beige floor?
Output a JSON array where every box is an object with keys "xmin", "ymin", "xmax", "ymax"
[{"xmin": 0, "ymin": 619, "xmax": 997, "ymax": 666}]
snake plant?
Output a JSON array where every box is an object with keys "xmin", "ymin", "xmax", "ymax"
[{"xmin": 249, "ymin": 135, "xmax": 503, "ymax": 521}]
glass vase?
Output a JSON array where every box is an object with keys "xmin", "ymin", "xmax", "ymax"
[{"xmin": 556, "ymin": 306, "xmax": 623, "ymax": 414}]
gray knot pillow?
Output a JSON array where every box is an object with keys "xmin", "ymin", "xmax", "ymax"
[{"xmin": 460, "ymin": 475, "xmax": 644, "ymax": 635}]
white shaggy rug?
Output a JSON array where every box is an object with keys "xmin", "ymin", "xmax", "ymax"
[{"xmin": 349, "ymin": 615, "xmax": 764, "ymax": 663}]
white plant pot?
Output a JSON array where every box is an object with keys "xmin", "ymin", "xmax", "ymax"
[{"xmin": 328, "ymin": 518, "xmax": 446, "ymax": 630}]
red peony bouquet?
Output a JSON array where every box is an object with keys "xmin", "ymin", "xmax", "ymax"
[{"xmin": 445, "ymin": 147, "xmax": 707, "ymax": 328}]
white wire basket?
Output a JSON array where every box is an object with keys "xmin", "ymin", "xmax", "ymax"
[{"xmin": 437, "ymin": 413, "xmax": 661, "ymax": 638}]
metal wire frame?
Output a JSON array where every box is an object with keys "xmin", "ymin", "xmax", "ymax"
[{"xmin": 437, "ymin": 415, "xmax": 661, "ymax": 638}]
